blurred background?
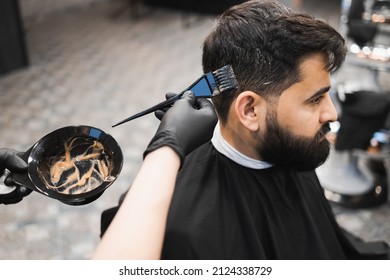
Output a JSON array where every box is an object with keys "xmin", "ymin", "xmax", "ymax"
[{"xmin": 0, "ymin": 0, "xmax": 389, "ymax": 259}]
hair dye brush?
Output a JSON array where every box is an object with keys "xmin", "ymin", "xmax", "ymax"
[{"xmin": 112, "ymin": 65, "xmax": 238, "ymax": 127}]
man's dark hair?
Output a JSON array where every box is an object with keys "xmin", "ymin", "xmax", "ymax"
[{"xmin": 202, "ymin": 0, "xmax": 347, "ymax": 123}]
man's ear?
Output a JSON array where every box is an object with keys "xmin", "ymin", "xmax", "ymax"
[{"xmin": 234, "ymin": 91, "xmax": 263, "ymax": 132}]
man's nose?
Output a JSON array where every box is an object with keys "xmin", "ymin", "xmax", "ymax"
[{"xmin": 320, "ymin": 94, "xmax": 338, "ymax": 123}]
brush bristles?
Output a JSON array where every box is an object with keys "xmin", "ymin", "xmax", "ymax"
[{"xmin": 212, "ymin": 65, "xmax": 238, "ymax": 95}]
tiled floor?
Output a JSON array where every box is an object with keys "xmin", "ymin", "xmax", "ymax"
[{"xmin": 0, "ymin": 0, "xmax": 389, "ymax": 259}]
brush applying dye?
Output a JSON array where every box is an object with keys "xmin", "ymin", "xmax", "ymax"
[{"xmin": 112, "ymin": 65, "xmax": 238, "ymax": 127}]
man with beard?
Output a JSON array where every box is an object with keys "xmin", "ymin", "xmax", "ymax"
[
  {"xmin": 99, "ymin": 0, "xmax": 389, "ymax": 259},
  {"xmin": 159, "ymin": 0, "xmax": 390, "ymax": 259}
]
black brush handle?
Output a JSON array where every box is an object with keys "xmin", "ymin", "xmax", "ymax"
[{"xmin": 112, "ymin": 92, "xmax": 183, "ymax": 127}]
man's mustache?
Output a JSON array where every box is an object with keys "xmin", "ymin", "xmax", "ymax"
[{"xmin": 316, "ymin": 123, "xmax": 331, "ymax": 140}]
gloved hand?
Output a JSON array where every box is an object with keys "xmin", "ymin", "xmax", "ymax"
[
  {"xmin": 154, "ymin": 92, "xmax": 177, "ymax": 120},
  {"xmin": 0, "ymin": 148, "xmax": 31, "ymax": 204},
  {"xmin": 144, "ymin": 91, "xmax": 217, "ymax": 167}
]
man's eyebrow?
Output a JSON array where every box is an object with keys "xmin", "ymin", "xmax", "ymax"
[{"xmin": 309, "ymin": 86, "xmax": 331, "ymax": 99}]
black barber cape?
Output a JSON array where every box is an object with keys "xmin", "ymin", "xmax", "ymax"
[
  {"xmin": 160, "ymin": 142, "xmax": 389, "ymax": 259},
  {"xmin": 100, "ymin": 142, "xmax": 389, "ymax": 259}
]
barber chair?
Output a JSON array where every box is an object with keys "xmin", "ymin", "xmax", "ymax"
[{"xmin": 316, "ymin": 90, "xmax": 390, "ymax": 208}]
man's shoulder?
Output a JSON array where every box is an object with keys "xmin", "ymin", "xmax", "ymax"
[{"xmin": 178, "ymin": 141, "xmax": 218, "ymax": 174}]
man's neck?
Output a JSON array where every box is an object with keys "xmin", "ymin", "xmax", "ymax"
[{"xmin": 211, "ymin": 123, "xmax": 272, "ymax": 170}]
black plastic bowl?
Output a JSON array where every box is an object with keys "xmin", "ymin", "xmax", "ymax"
[{"xmin": 15, "ymin": 125, "xmax": 123, "ymax": 205}]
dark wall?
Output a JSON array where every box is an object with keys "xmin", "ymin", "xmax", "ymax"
[
  {"xmin": 0, "ymin": 0, "xmax": 29, "ymax": 76},
  {"xmin": 144, "ymin": 0, "xmax": 246, "ymax": 15}
]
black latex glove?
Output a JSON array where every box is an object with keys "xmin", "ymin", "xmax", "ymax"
[
  {"xmin": 144, "ymin": 91, "xmax": 217, "ymax": 167},
  {"xmin": 0, "ymin": 148, "xmax": 31, "ymax": 204}
]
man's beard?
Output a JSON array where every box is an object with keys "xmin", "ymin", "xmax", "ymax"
[{"xmin": 256, "ymin": 111, "xmax": 331, "ymax": 172}]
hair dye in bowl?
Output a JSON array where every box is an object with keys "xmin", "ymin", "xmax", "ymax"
[{"xmin": 37, "ymin": 136, "xmax": 114, "ymax": 195}]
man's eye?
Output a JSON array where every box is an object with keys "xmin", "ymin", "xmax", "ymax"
[{"xmin": 311, "ymin": 95, "xmax": 324, "ymax": 104}]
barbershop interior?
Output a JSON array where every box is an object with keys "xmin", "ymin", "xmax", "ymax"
[{"xmin": 0, "ymin": 0, "xmax": 390, "ymax": 259}]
